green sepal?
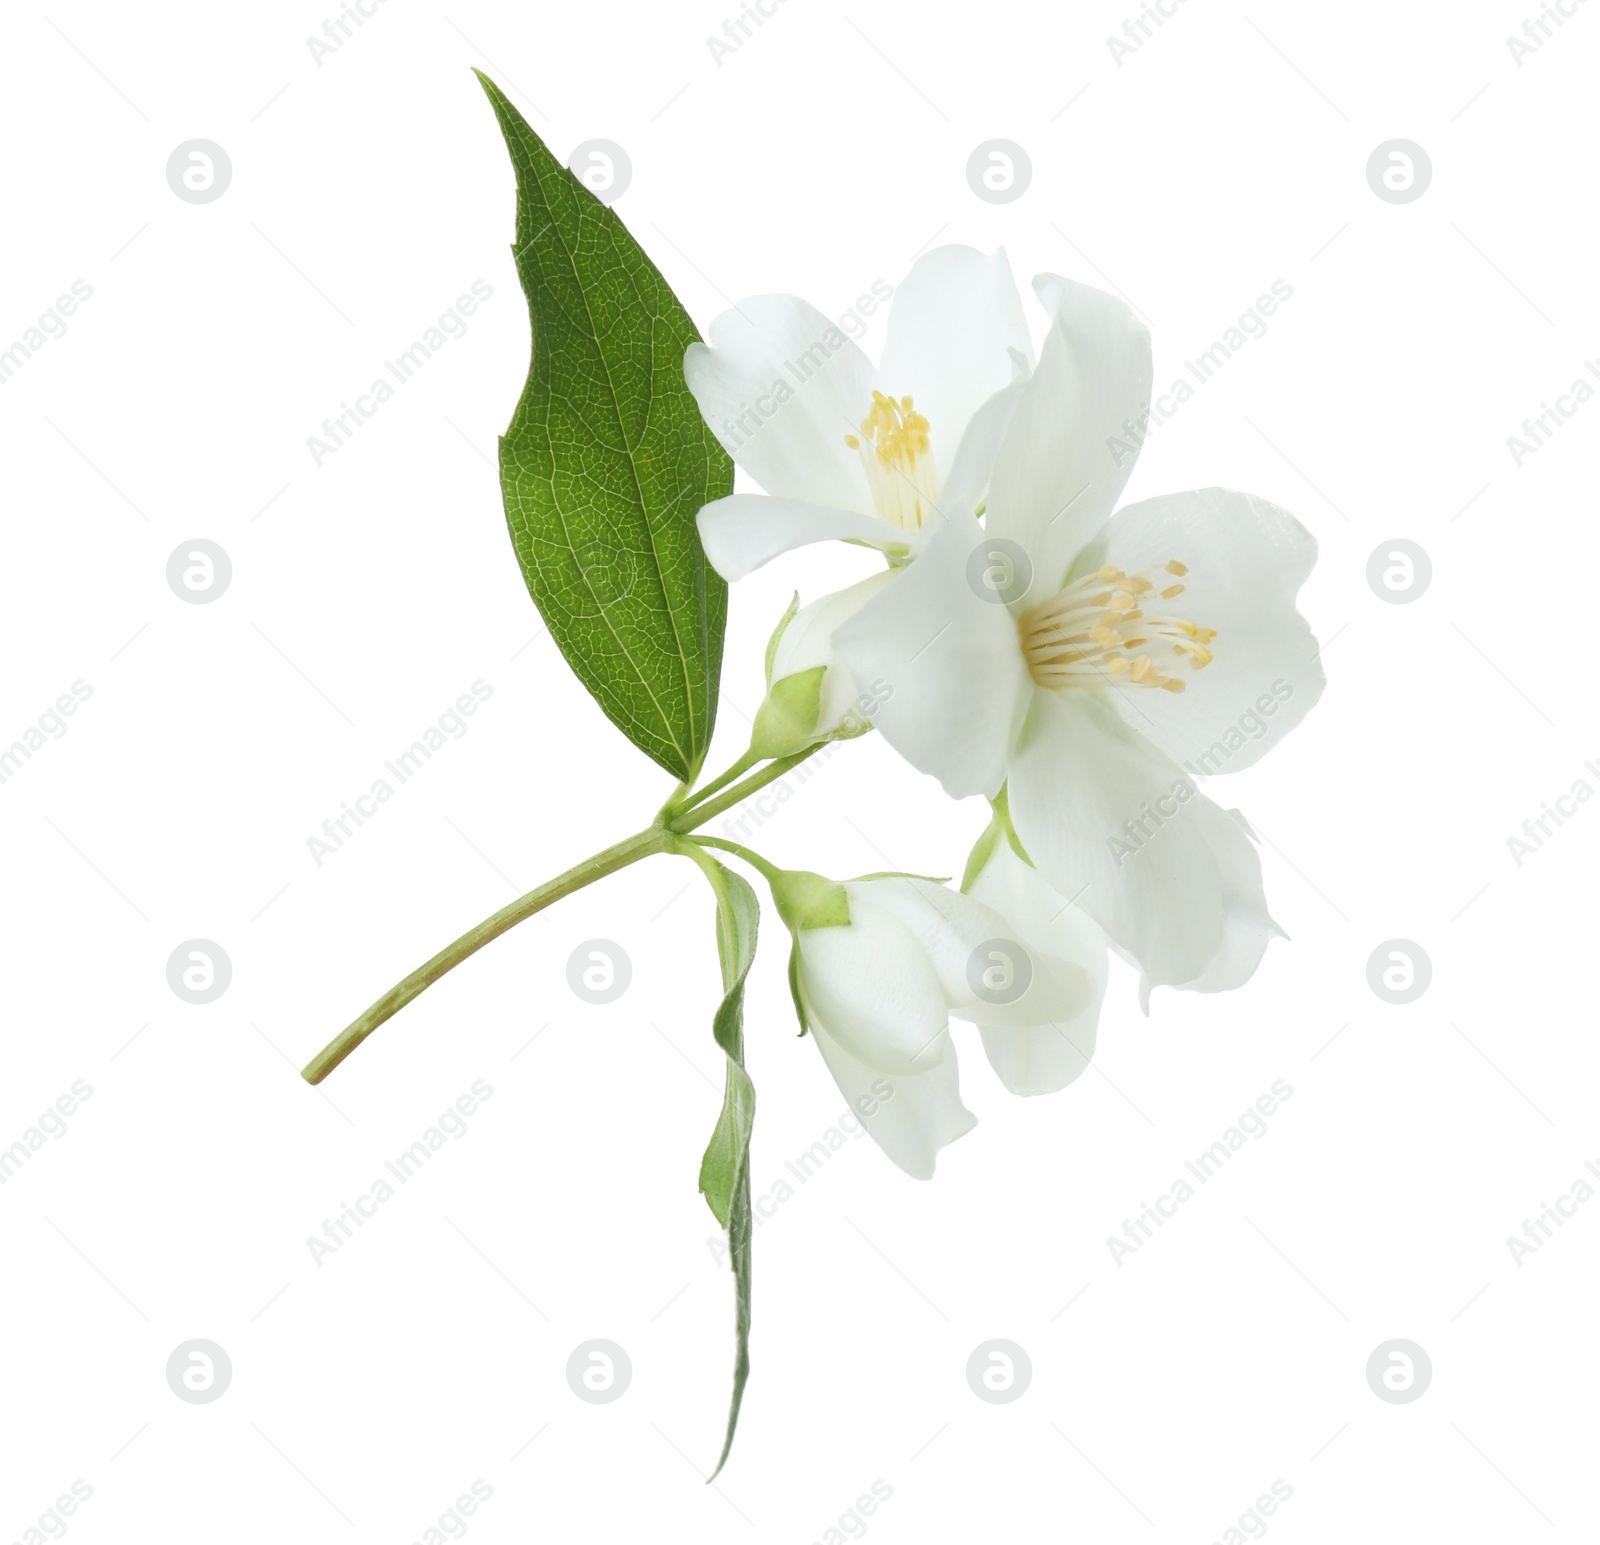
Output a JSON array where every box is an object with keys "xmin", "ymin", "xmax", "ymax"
[
  {"xmin": 960, "ymin": 819, "xmax": 1003, "ymax": 892},
  {"xmin": 992, "ymin": 784, "xmax": 1034, "ymax": 865},
  {"xmin": 964, "ymin": 786, "xmax": 1033, "ymax": 888},
  {"xmin": 763, "ymin": 593, "xmax": 801, "ymax": 685},
  {"xmin": 786, "ymin": 942, "xmax": 810, "ymax": 1037},
  {"xmin": 770, "ymin": 868, "xmax": 850, "ymax": 932},
  {"xmin": 749, "ymin": 666, "xmax": 825, "ymax": 760}
]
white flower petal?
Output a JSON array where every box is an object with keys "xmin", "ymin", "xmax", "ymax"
[
  {"xmin": 1007, "ymin": 690, "xmax": 1229, "ymax": 989},
  {"xmin": 856, "ymin": 877, "xmax": 1092, "ymax": 1030},
  {"xmin": 876, "ymin": 246, "xmax": 1034, "ymax": 472},
  {"xmin": 696, "ymin": 494, "xmax": 902, "ymax": 582},
  {"xmin": 1140, "ymin": 805, "xmax": 1281, "ymax": 1009},
  {"xmin": 965, "ymin": 839, "xmax": 1110, "ymax": 1096},
  {"xmin": 937, "ymin": 366, "xmax": 1029, "ymax": 520},
  {"xmin": 976, "ymin": 1020, "xmax": 1096, "ymax": 1100},
  {"xmin": 1076, "ymin": 488, "xmax": 1324, "ymax": 775},
  {"xmin": 796, "ymin": 907, "xmax": 950, "ymax": 1074},
  {"xmin": 684, "ymin": 295, "xmax": 876, "ymax": 511},
  {"xmin": 832, "ymin": 511, "xmax": 1033, "ymax": 799},
  {"xmin": 770, "ymin": 572, "xmax": 899, "ymax": 736},
  {"xmin": 806, "ymin": 1020, "xmax": 975, "ymax": 1180},
  {"xmin": 984, "ymin": 276, "xmax": 1154, "ymax": 598}
]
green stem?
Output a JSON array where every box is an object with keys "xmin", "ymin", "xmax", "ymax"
[
  {"xmin": 687, "ymin": 834, "xmax": 784, "ymax": 887},
  {"xmin": 652, "ymin": 776, "xmax": 693, "ymax": 824},
  {"xmin": 667, "ymin": 743, "xmax": 827, "ymax": 834},
  {"xmin": 301, "ymin": 740, "xmax": 835, "ymax": 1085},
  {"xmin": 300, "ymin": 825, "xmax": 668, "ymax": 1084},
  {"xmin": 667, "ymin": 749, "xmax": 760, "ymax": 818}
]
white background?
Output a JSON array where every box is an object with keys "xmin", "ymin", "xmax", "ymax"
[{"xmin": 2, "ymin": 1, "xmax": 1596, "ymax": 1540}]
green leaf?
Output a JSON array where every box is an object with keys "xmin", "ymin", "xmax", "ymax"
[
  {"xmin": 477, "ymin": 73, "xmax": 733, "ymax": 782},
  {"xmin": 699, "ymin": 860, "xmax": 758, "ymax": 1223},
  {"xmin": 695, "ymin": 855, "xmax": 759, "ymax": 1477}
]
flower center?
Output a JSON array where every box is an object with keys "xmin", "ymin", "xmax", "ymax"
[
  {"xmin": 1019, "ymin": 561, "xmax": 1216, "ymax": 693},
  {"xmin": 844, "ymin": 390, "xmax": 941, "ymax": 530}
]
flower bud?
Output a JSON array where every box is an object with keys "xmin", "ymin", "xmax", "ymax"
[{"xmin": 777, "ymin": 869, "xmax": 1093, "ymax": 1178}]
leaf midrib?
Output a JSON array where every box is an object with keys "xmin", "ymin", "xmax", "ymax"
[{"xmin": 522, "ymin": 149, "xmax": 701, "ymax": 769}]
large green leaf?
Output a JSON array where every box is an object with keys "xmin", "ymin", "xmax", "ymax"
[
  {"xmin": 478, "ymin": 73, "xmax": 732, "ymax": 782},
  {"xmin": 696, "ymin": 855, "xmax": 758, "ymax": 1477}
]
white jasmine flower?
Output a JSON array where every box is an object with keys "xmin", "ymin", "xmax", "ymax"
[
  {"xmin": 687, "ymin": 246, "xmax": 1035, "ymax": 580},
  {"xmin": 831, "ymin": 278, "xmax": 1323, "ymax": 995},
  {"xmin": 773, "ymin": 869, "xmax": 1093, "ymax": 1178}
]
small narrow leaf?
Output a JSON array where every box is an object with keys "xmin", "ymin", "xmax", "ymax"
[
  {"xmin": 696, "ymin": 857, "xmax": 759, "ymax": 1477},
  {"xmin": 478, "ymin": 72, "xmax": 732, "ymax": 782}
]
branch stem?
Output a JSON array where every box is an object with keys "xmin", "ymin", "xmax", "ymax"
[
  {"xmin": 300, "ymin": 825, "xmax": 666, "ymax": 1084},
  {"xmin": 687, "ymin": 834, "xmax": 784, "ymax": 887},
  {"xmin": 666, "ymin": 744, "xmax": 826, "ymax": 834},
  {"xmin": 666, "ymin": 749, "xmax": 760, "ymax": 818},
  {"xmin": 300, "ymin": 739, "xmax": 831, "ymax": 1084}
]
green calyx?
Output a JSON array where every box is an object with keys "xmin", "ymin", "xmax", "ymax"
[
  {"xmin": 960, "ymin": 821, "xmax": 1002, "ymax": 893},
  {"xmin": 749, "ymin": 666, "xmax": 826, "ymax": 760},
  {"xmin": 961, "ymin": 785, "xmax": 1032, "ymax": 892},
  {"xmin": 763, "ymin": 593, "xmax": 801, "ymax": 684},
  {"xmin": 769, "ymin": 868, "xmax": 851, "ymax": 932}
]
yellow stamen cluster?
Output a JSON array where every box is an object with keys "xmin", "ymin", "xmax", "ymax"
[
  {"xmin": 1019, "ymin": 558, "xmax": 1216, "ymax": 692},
  {"xmin": 844, "ymin": 389, "xmax": 940, "ymax": 530}
]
